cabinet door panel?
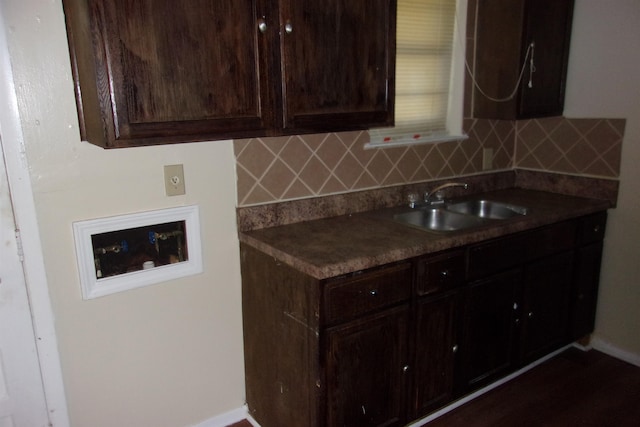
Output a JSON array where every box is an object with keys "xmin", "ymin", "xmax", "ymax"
[
  {"xmin": 414, "ymin": 293, "xmax": 458, "ymax": 418},
  {"xmin": 518, "ymin": 0, "xmax": 574, "ymax": 117},
  {"xmin": 570, "ymin": 243, "xmax": 603, "ymax": 340},
  {"xmin": 326, "ymin": 305, "xmax": 408, "ymax": 427},
  {"xmin": 280, "ymin": 0, "xmax": 396, "ymax": 132},
  {"xmin": 520, "ymin": 252, "xmax": 573, "ymax": 364},
  {"xmin": 66, "ymin": 0, "xmax": 274, "ymax": 146},
  {"xmin": 460, "ymin": 269, "xmax": 520, "ymax": 392}
]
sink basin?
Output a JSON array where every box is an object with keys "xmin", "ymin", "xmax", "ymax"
[
  {"xmin": 446, "ymin": 200, "xmax": 528, "ymax": 219},
  {"xmin": 394, "ymin": 208, "xmax": 485, "ymax": 232}
]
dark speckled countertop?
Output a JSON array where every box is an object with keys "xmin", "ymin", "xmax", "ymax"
[{"xmin": 239, "ymin": 188, "xmax": 612, "ymax": 280}]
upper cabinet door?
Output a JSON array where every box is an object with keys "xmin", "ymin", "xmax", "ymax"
[
  {"xmin": 473, "ymin": 0, "xmax": 574, "ymax": 120},
  {"xmin": 63, "ymin": 0, "xmax": 275, "ymax": 147},
  {"xmin": 63, "ymin": 0, "xmax": 396, "ymax": 148},
  {"xmin": 278, "ymin": 0, "xmax": 396, "ymax": 133}
]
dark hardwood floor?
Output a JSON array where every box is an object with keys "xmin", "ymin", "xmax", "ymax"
[
  {"xmin": 425, "ymin": 347, "xmax": 640, "ymax": 427},
  {"xmin": 228, "ymin": 348, "xmax": 640, "ymax": 427}
]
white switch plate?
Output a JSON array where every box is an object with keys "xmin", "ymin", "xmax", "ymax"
[
  {"xmin": 164, "ymin": 164, "xmax": 186, "ymax": 196},
  {"xmin": 482, "ymin": 148, "xmax": 494, "ymax": 171}
]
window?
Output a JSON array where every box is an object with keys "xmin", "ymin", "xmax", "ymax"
[{"xmin": 368, "ymin": 0, "xmax": 467, "ymax": 148}]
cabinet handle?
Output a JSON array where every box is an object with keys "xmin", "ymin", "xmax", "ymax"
[
  {"xmin": 452, "ymin": 344, "xmax": 458, "ymax": 354},
  {"xmin": 528, "ymin": 311, "xmax": 534, "ymax": 318},
  {"xmin": 258, "ymin": 18, "xmax": 267, "ymax": 33},
  {"xmin": 403, "ymin": 365, "xmax": 410, "ymax": 373},
  {"xmin": 369, "ymin": 289, "xmax": 378, "ymax": 296},
  {"xmin": 285, "ymin": 20, "xmax": 293, "ymax": 34},
  {"xmin": 440, "ymin": 269, "xmax": 449, "ymax": 278},
  {"xmin": 513, "ymin": 302, "xmax": 519, "ymax": 310},
  {"xmin": 593, "ymin": 225, "xmax": 601, "ymax": 233}
]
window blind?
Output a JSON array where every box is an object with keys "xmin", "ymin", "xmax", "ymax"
[{"xmin": 368, "ymin": 0, "xmax": 466, "ymax": 148}]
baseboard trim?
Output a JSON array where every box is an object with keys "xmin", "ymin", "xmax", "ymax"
[
  {"xmin": 190, "ymin": 406, "xmax": 249, "ymax": 427},
  {"xmin": 591, "ymin": 336, "xmax": 640, "ymax": 367}
]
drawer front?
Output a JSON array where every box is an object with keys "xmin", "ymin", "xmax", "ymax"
[
  {"xmin": 527, "ymin": 220, "xmax": 578, "ymax": 260},
  {"xmin": 468, "ymin": 234, "xmax": 528, "ymax": 279},
  {"xmin": 416, "ymin": 249, "xmax": 466, "ymax": 296},
  {"xmin": 324, "ymin": 263, "xmax": 412, "ymax": 325},
  {"xmin": 579, "ymin": 211, "xmax": 607, "ymax": 245}
]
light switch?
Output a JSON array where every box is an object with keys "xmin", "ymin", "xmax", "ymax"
[{"xmin": 164, "ymin": 164, "xmax": 186, "ymax": 196}]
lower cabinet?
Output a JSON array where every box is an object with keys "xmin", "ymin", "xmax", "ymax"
[
  {"xmin": 459, "ymin": 269, "xmax": 521, "ymax": 392},
  {"xmin": 241, "ymin": 211, "xmax": 607, "ymax": 427},
  {"xmin": 413, "ymin": 292, "xmax": 459, "ymax": 418},
  {"xmin": 325, "ymin": 306, "xmax": 410, "ymax": 427},
  {"xmin": 520, "ymin": 251, "xmax": 574, "ymax": 364}
]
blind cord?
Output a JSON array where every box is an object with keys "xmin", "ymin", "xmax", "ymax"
[
  {"xmin": 456, "ymin": 0, "xmax": 537, "ymax": 103},
  {"xmin": 465, "ymin": 42, "xmax": 535, "ymax": 102}
]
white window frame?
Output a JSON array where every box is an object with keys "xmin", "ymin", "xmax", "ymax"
[{"xmin": 367, "ymin": 0, "xmax": 468, "ymax": 148}]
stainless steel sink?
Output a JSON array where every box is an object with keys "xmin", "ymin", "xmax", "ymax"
[
  {"xmin": 445, "ymin": 200, "xmax": 528, "ymax": 219},
  {"xmin": 393, "ymin": 208, "xmax": 486, "ymax": 232}
]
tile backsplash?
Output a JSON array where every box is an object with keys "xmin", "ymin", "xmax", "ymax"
[
  {"xmin": 515, "ymin": 117, "xmax": 624, "ymax": 177},
  {"xmin": 234, "ymin": 117, "xmax": 623, "ymax": 207}
]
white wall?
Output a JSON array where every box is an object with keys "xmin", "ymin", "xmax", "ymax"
[
  {"xmin": 564, "ymin": 0, "xmax": 640, "ymax": 359},
  {"xmin": 2, "ymin": 1, "xmax": 245, "ymax": 426}
]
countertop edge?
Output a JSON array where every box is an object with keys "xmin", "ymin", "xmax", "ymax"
[{"xmin": 239, "ymin": 189, "xmax": 612, "ymax": 280}]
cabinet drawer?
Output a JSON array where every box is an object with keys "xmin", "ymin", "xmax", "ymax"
[
  {"xmin": 416, "ymin": 250, "xmax": 466, "ymax": 296},
  {"xmin": 526, "ymin": 220, "xmax": 577, "ymax": 260},
  {"xmin": 324, "ymin": 263, "xmax": 412, "ymax": 325},
  {"xmin": 468, "ymin": 234, "xmax": 528, "ymax": 279},
  {"xmin": 579, "ymin": 212, "xmax": 607, "ymax": 245}
]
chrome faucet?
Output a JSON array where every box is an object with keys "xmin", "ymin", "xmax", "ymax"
[{"xmin": 424, "ymin": 182, "xmax": 469, "ymax": 204}]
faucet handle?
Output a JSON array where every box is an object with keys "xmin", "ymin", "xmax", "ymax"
[{"xmin": 407, "ymin": 192, "xmax": 419, "ymax": 208}]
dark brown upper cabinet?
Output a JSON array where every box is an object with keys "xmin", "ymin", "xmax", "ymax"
[
  {"xmin": 62, "ymin": 0, "xmax": 396, "ymax": 148},
  {"xmin": 472, "ymin": 0, "xmax": 574, "ymax": 120}
]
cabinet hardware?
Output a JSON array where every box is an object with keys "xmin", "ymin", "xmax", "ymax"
[
  {"xmin": 258, "ymin": 18, "xmax": 267, "ymax": 33},
  {"xmin": 285, "ymin": 20, "xmax": 293, "ymax": 34}
]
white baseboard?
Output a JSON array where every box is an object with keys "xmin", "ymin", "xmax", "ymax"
[
  {"xmin": 591, "ymin": 336, "xmax": 640, "ymax": 367},
  {"xmin": 190, "ymin": 406, "xmax": 249, "ymax": 427}
]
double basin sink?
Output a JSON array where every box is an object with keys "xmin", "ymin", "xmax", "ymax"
[{"xmin": 389, "ymin": 199, "xmax": 529, "ymax": 232}]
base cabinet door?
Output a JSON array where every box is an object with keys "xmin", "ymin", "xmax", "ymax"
[
  {"xmin": 520, "ymin": 252, "xmax": 574, "ymax": 364},
  {"xmin": 413, "ymin": 292, "xmax": 459, "ymax": 418},
  {"xmin": 459, "ymin": 269, "xmax": 520, "ymax": 393},
  {"xmin": 325, "ymin": 305, "xmax": 409, "ymax": 427}
]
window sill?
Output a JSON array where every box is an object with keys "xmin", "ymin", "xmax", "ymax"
[{"xmin": 365, "ymin": 133, "xmax": 469, "ymax": 149}]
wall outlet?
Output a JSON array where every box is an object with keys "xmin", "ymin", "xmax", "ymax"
[
  {"xmin": 164, "ymin": 164, "xmax": 186, "ymax": 196},
  {"xmin": 482, "ymin": 148, "xmax": 494, "ymax": 171}
]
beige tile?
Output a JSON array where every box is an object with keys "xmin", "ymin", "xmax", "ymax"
[
  {"xmin": 243, "ymin": 184, "xmax": 276, "ymax": 206},
  {"xmin": 281, "ymin": 178, "xmax": 313, "ymax": 200},
  {"xmin": 320, "ymin": 176, "xmax": 348, "ymax": 195},
  {"xmin": 316, "ymin": 133, "xmax": 348, "ymax": 170},
  {"xmin": 236, "ymin": 166, "xmax": 257, "ymax": 204},
  {"xmin": 334, "ymin": 153, "xmax": 365, "ymax": 189},
  {"xmin": 279, "ymin": 138, "xmax": 314, "ymax": 172},
  {"xmin": 299, "ymin": 156, "xmax": 331, "ymax": 193},
  {"xmin": 236, "ymin": 139, "xmax": 276, "ymax": 179},
  {"xmin": 367, "ymin": 151, "xmax": 395, "ymax": 184},
  {"xmin": 260, "ymin": 159, "xmax": 297, "ymax": 199}
]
